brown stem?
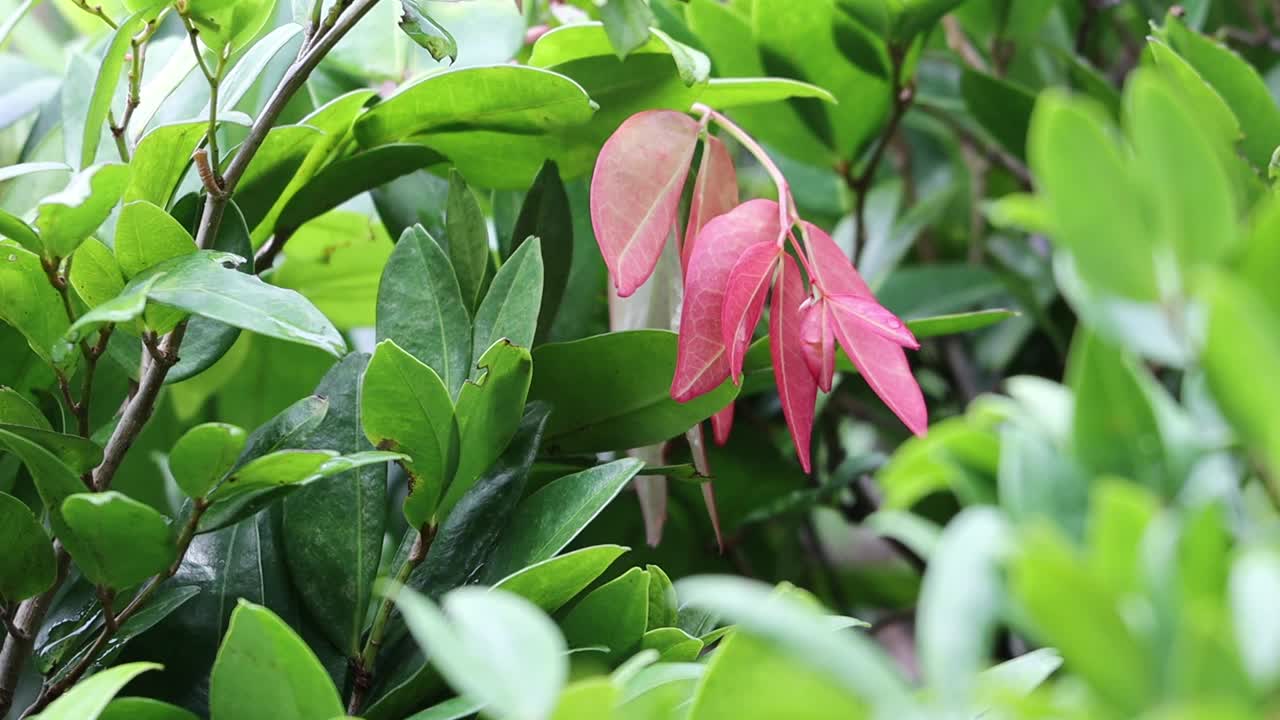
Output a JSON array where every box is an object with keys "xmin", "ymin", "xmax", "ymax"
[
  {"xmin": 0, "ymin": 546, "xmax": 68, "ymax": 718},
  {"xmin": 847, "ymin": 49, "xmax": 914, "ymax": 264}
]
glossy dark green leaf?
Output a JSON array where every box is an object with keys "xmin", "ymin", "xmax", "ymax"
[
  {"xmin": 100, "ymin": 698, "xmax": 199, "ymax": 720},
  {"xmin": 511, "ymin": 161, "xmax": 571, "ymax": 343},
  {"xmin": 905, "ymin": 309, "xmax": 1018, "ymax": 338},
  {"xmin": 283, "ymin": 353, "xmax": 387, "ymax": 657},
  {"xmin": 232, "ymin": 125, "xmax": 323, "ymax": 232},
  {"xmin": 376, "ymin": 226, "xmax": 472, "ymax": 398},
  {"xmin": 0, "ymin": 424, "xmax": 102, "ymax": 475},
  {"xmin": 441, "ymin": 341, "xmax": 533, "ymax": 521},
  {"xmin": 832, "ymin": 10, "xmax": 890, "ymax": 79},
  {"xmin": 472, "ymin": 240, "xmax": 543, "ymax": 364},
  {"xmin": 961, "ymin": 69, "xmax": 1036, "ymax": 161},
  {"xmin": 408, "ymin": 404, "xmax": 550, "ymax": 598},
  {"xmin": 372, "ymin": 171, "xmax": 449, "ymax": 248},
  {"xmin": 483, "ymin": 459, "xmax": 643, "ymax": 582},
  {"xmin": 396, "ymin": 587, "xmax": 567, "ymax": 720},
  {"xmin": 399, "ymin": 1, "xmax": 458, "ymax": 62},
  {"xmin": 445, "ymin": 169, "xmax": 490, "ymax": 314},
  {"xmin": 275, "ymin": 145, "xmax": 443, "ymax": 236},
  {"xmin": 0, "ymin": 490, "xmax": 55, "ymax": 602},
  {"xmin": 209, "ymin": 601, "xmax": 343, "ymax": 720},
  {"xmin": 492, "ymin": 544, "xmax": 629, "ymax": 612},
  {"xmin": 1, "ymin": 243, "xmax": 72, "ymax": 365},
  {"xmin": 561, "ymin": 567, "xmax": 649, "ymax": 661},
  {"xmin": 236, "ymin": 394, "xmax": 329, "ymax": 469},
  {"xmin": 0, "ymin": 427, "xmax": 87, "ymax": 550},
  {"xmin": 32, "ymin": 662, "xmax": 161, "ymax": 720},
  {"xmin": 362, "ymin": 339, "xmax": 458, "ymax": 529},
  {"xmin": 529, "ymin": 330, "xmax": 738, "ymax": 453},
  {"xmin": 62, "ymin": 491, "xmax": 176, "ymax": 589},
  {"xmin": 0, "ymin": 387, "xmax": 49, "ymax": 429}
]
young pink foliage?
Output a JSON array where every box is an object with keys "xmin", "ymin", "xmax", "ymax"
[
  {"xmin": 804, "ymin": 224, "xmax": 927, "ymax": 436},
  {"xmin": 591, "ymin": 110, "xmax": 700, "ymax": 297},
  {"xmin": 800, "ymin": 301, "xmax": 835, "ymax": 393},
  {"xmin": 671, "ymin": 199, "xmax": 780, "ymax": 402},
  {"xmin": 682, "ymin": 135, "xmax": 739, "ymax": 273},
  {"xmin": 721, "ymin": 242, "xmax": 779, "ymax": 383},
  {"xmin": 711, "ymin": 404, "xmax": 734, "ymax": 446},
  {"xmin": 770, "ymin": 254, "xmax": 817, "ymax": 473},
  {"xmin": 826, "ymin": 293, "xmax": 919, "ymax": 349}
]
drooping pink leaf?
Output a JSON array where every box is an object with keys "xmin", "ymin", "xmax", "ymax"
[
  {"xmin": 803, "ymin": 221, "xmax": 874, "ymax": 297},
  {"xmin": 711, "ymin": 403, "xmax": 734, "ymax": 445},
  {"xmin": 827, "ymin": 293, "xmax": 919, "ymax": 349},
  {"xmin": 591, "ymin": 110, "xmax": 700, "ymax": 297},
  {"xmin": 685, "ymin": 422, "xmax": 724, "ymax": 552},
  {"xmin": 800, "ymin": 301, "xmax": 835, "ymax": 393},
  {"xmin": 682, "ymin": 135, "xmax": 739, "ymax": 273},
  {"xmin": 671, "ymin": 199, "xmax": 780, "ymax": 402},
  {"xmin": 721, "ymin": 242, "xmax": 779, "ymax": 383},
  {"xmin": 770, "ymin": 254, "xmax": 817, "ymax": 473},
  {"xmin": 829, "ymin": 304, "xmax": 928, "ymax": 436}
]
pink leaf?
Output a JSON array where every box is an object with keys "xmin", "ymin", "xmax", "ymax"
[
  {"xmin": 800, "ymin": 301, "xmax": 835, "ymax": 393},
  {"xmin": 803, "ymin": 221, "xmax": 873, "ymax": 297},
  {"xmin": 671, "ymin": 199, "xmax": 780, "ymax": 402},
  {"xmin": 771, "ymin": 254, "xmax": 817, "ymax": 472},
  {"xmin": 711, "ymin": 403, "xmax": 734, "ymax": 445},
  {"xmin": 829, "ymin": 305, "xmax": 928, "ymax": 437},
  {"xmin": 827, "ymin": 293, "xmax": 919, "ymax": 349},
  {"xmin": 685, "ymin": 423, "xmax": 724, "ymax": 552},
  {"xmin": 591, "ymin": 110, "xmax": 700, "ymax": 297},
  {"xmin": 682, "ymin": 135, "xmax": 739, "ymax": 273},
  {"xmin": 721, "ymin": 242, "xmax": 779, "ymax": 383}
]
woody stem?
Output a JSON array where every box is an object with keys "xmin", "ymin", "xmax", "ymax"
[{"xmin": 692, "ymin": 103, "xmax": 798, "ymax": 236}]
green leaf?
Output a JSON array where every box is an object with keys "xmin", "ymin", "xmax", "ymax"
[
  {"xmin": 408, "ymin": 404, "xmax": 550, "ymax": 597},
  {"xmin": 0, "ymin": 428, "xmax": 88, "ymax": 551},
  {"xmin": 68, "ymin": 239, "xmax": 125, "ymax": 310},
  {"xmin": 600, "ymin": 0, "xmax": 657, "ymax": 58},
  {"xmin": 646, "ymin": 564, "xmax": 678, "ymax": 631},
  {"xmin": 640, "ymin": 627, "xmax": 703, "ymax": 662},
  {"xmin": 28, "ymin": 662, "xmax": 160, "ymax": 720},
  {"xmin": 0, "ymin": 387, "xmax": 50, "ymax": 429},
  {"xmin": 395, "ymin": 587, "xmax": 568, "ymax": 720},
  {"xmin": 0, "ymin": 210, "xmax": 41, "ymax": 253},
  {"xmin": 960, "ymin": 69, "xmax": 1036, "ymax": 161},
  {"xmin": 100, "ymin": 698, "xmax": 199, "ymax": 720},
  {"xmin": 446, "ymin": 169, "xmax": 490, "ymax": 314},
  {"xmin": 213, "ymin": 450, "xmax": 336, "ymax": 500},
  {"xmin": 0, "ymin": 490, "xmax": 56, "ymax": 602},
  {"xmin": 185, "ymin": 0, "xmax": 279, "ymax": 54},
  {"xmin": 237, "ymin": 394, "xmax": 330, "ymax": 468},
  {"xmin": 1028, "ymin": 91, "xmax": 1158, "ymax": 300},
  {"xmin": 34, "ymin": 163, "xmax": 129, "ymax": 259},
  {"xmin": 906, "ymin": 309, "xmax": 1018, "ymax": 338},
  {"xmin": 472, "ymin": 240, "xmax": 543, "ymax": 363},
  {"xmin": 511, "ymin": 161, "xmax": 571, "ymax": 343},
  {"xmin": 0, "ymin": 244, "xmax": 70, "ymax": 365},
  {"xmin": 170, "ymin": 423, "xmax": 248, "ymax": 500},
  {"xmin": 916, "ymin": 508, "xmax": 1011, "ymax": 705},
  {"xmin": 561, "ymin": 566, "xmax": 649, "ymax": 661},
  {"xmin": 362, "ymin": 339, "xmax": 459, "ymax": 529},
  {"xmin": 125, "ymin": 122, "xmax": 213, "ymax": 206},
  {"xmin": 270, "ymin": 210, "xmax": 391, "ymax": 331},
  {"xmin": 209, "ymin": 601, "xmax": 343, "ymax": 720},
  {"xmin": 529, "ymin": 23, "xmax": 709, "ymax": 88},
  {"xmin": 80, "ymin": 6, "xmax": 158, "ymax": 168},
  {"xmin": 677, "ymin": 576, "xmax": 912, "ymax": 708},
  {"xmin": 399, "ymin": 1, "xmax": 458, "ymax": 62},
  {"xmin": 976, "ymin": 648, "xmax": 1063, "ymax": 705},
  {"xmin": 441, "ymin": 341, "xmax": 533, "ymax": 521},
  {"xmin": 1162, "ymin": 14, "xmax": 1280, "ymax": 169},
  {"xmin": 114, "ymin": 201, "xmax": 197, "ymax": 278},
  {"xmin": 832, "ymin": 9, "xmax": 889, "ymax": 78},
  {"xmin": 62, "ymin": 491, "xmax": 176, "ymax": 589},
  {"xmin": 896, "ymin": 0, "xmax": 965, "ymax": 41},
  {"xmin": 139, "ymin": 251, "xmax": 346, "ymax": 356},
  {"xmin": 403, "ymin": 697, "xmax": 482, "ymax": 720},
  {"xmin": 492, "ymin": 545, "xmax": 629, "ymax": 613},
  {"xmin": 353, "ymin": 65, "xmax": 597, "ymax": 149},
  {"xmin": 233, "ymin": 124, "xmax": 324, "ymax": 232},
  {"xmin": 274, "ymin": 145, "xmax": 443, "ymax": 237},
  {"xmin": 696, "ymin": 77, "xmax": 839, "ymax": 108},
  {"xmin": 0, "ymin": 424, "xmax": 103, "ymax": 475},
  {"xmin": 376, "ymin": 226, "xmax": 472, "ymax": 398},
  {"xmin": 529, "ymin": 330, "xmax": 738, "ymax": 453},
  {"xmin": 484, "ymin": 459, "xmax": 644, "ymax": 581},
  {"xmin": 282, "ymin": 353, "xmax": 387, "ymax": 657},
  {"xmin": 61, "ymin": 275, "xmax": 161, "ymax": 355}
]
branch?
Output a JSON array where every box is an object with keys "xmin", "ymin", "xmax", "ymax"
[{"xmin": 846, "ymin": 48, "xmax": 914, "ymax": 263}]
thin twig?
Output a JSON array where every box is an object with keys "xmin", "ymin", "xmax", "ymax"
[
  {"xmin": 847, "ymin": 47, "xmax": 914, "ymax": 264},
  {"xmin": 69, "ymin": 0, "xmax": 116, "ymax": 29}
]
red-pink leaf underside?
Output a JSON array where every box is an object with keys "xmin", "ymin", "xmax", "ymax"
[
  {"xmin": 683, "ymin": 135, "xmax": 739, "ymax": 274},
  {"xmin": 671, "ymin": 199, "xmax": 780, "ymax": 402},
  {"xmin": 771, "ymin": 253, "xmax": 817, "ymax": 473},
  {"xmin": 805, "ymin": 223, "xmax": 927, "ymax": 436},
  {"xmin": 800, "ymin": 301, "xmax": 835, "ymax": 393},
  {"xmin": 711, "ymin": 403, "xmax": 734, "ymax": 446},
  {"xmin": 721, "ymin": 242, "xmax": 779, "ymax": 383},
  {"xmin": 591, "ymin": 110, "xmax": 700, "ymax": 297},
  {"xmin": 826, "ymin": 293, "xmax": 919, "ymax": 349}
]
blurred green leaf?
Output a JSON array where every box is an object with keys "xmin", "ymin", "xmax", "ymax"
[{"xmin": 0, "ymin": 490, "xmax": 55, "ymax": 602}]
